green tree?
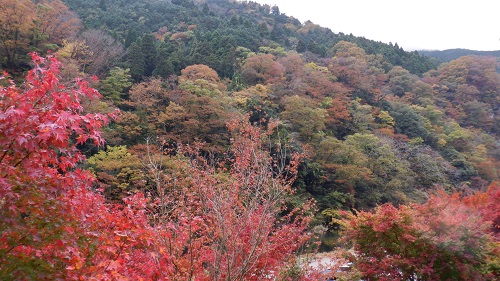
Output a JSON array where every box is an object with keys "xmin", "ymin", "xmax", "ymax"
[
  {"xmin": 296, "ymin": 39, "xmax": 307, "ymax": 53},
  {"xmin": 280, "ymin": 95, "xmax": 326, "ymax": 143},
  {"xmin": 99, "ymin": 67, "xmax": 132, "ymax": 103},
  {"xmin": 389, "ymin": 102, "xmax": 434, "ymax": 144},
  {"xmin": 349, "ymin": 99, "xmax": 374, "ymax": 133},
  {"xmin": 87, "ymin": 146, "xmax": 145, "ymax": 201},
  {"xmin": 153, "ymin": 43, "xmax": 175, "ymax": 77},
  {"xmin": 387, "ymin": 66, "xmax": 416, "ymax": 97},
  {"xmin": 141, "ymin": 34, "xmax": 157, "ymax": 77},
  {"xmin": 127, "ymin": 41, "xmax": 145, "ymax": 81}
]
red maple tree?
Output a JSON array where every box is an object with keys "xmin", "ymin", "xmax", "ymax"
[{"xmin": 0, "ymin": 54, "xmax": 161, "ymax": 280}]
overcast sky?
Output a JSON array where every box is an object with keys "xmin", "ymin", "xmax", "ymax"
[{"xmin": 250, "ymin": 0, "xmax": 499, "ymax": 51}]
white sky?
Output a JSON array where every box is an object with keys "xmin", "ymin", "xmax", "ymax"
[{"xmin": 250, "ymin": 0, "xmax": 500, "ymax": 51}]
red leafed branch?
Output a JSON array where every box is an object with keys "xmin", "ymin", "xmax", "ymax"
[
  {"xmin": 0, "ymin": 53, "xmax": 112, "ymax": 175},
  {"xmin": 0, "ymin": 54, "xmax": 159, "ymax": 280}
]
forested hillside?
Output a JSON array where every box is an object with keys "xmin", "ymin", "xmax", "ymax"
[{"xmin": 1, "ymin": 0, "xmax": 499, "ymax": 280}]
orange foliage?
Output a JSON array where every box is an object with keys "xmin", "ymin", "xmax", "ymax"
[
  {"xmin": 170, "ymin": 31, "xmax": 189, "ymax": 41},
  {"xmin": 35, "ymin": 0, "xmax": 81, "ymax": 45},
  {"xmin": 179, "ymin": 64, "xmax": 226, "ymax": 91},
  {"xmin": 241, "ymin": 54, "xmax": 285, "ymax": 85},
  {"xmin": 325, "ymin": 96, "xmax": 351, "ymax": 125},
  {"xmin": 0, "ymin": 0, "xmax": 36, "ymax": 65}
]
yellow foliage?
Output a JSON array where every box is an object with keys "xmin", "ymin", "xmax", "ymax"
[
  {"xmin": 437, "ymin": 138, "xmax": 447, "ymax": 147},
  {"xmin": 57, "ymin": 39, "xmax": 91, "ymax": 60}
]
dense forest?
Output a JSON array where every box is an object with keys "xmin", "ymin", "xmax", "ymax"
[{"xmin": 1, "ymin": 0, "xmax": 499, "ymax": 280}]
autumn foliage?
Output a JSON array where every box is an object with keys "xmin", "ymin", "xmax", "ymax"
[
  {"xmin": 0, "ymin": 0, "xmax": 79, "ymax": 68},
  {"xmin": 341, "ymin": 183, "xmax": 500, "ymax": 280},
  {"xmin": 0, "ymin": 55, "xmax": 314, "ymax": 280},
  {"xmin": 2, "ymin": 1, "xmax": 500, "ymax": 278},
  {"xmin": 139, "ymin": 116, "xmax": 315, "ymax": 280}
]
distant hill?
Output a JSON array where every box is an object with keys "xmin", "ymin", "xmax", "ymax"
[{"xmin": 419, "ymin": 48, "xmax": 500, "ymax": 62}]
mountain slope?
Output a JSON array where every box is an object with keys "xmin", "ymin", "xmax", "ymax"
[{"xmin": 62, "ymin": 0, "xmax": 437, "ymax": 76}]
